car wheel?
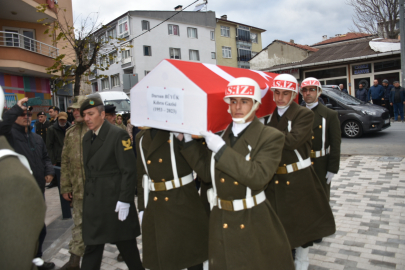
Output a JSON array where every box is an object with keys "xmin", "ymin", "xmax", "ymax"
[{"xmin": 343, "ymin": 120, "xmax": 363, "ymax": 138}]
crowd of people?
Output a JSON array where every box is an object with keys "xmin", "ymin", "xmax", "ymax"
[{"xmin": 0, "ymin": 75, "xmax": 402, "ymax": 270}]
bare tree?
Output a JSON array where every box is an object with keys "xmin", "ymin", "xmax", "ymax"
[
  {"xmin": 37, "ymin": 4, "xmax": 132, "ymax": 96},
  {"xmin": 346, "ymin": 0, "xmax": 400, "ymax": 39}
]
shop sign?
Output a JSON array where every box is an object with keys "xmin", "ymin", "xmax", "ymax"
[{"xmin": 352, "ymin": 64, "xmax": 371, "ymax": 75}]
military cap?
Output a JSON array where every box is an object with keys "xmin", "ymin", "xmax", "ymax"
[
  {"xmin": 68, "ymin": 95, "xmax": 87, "ymax": 110},
  {"xmin": 105, "ymin": 104, "xmax": 117, "ymax": 114},
  {"xmin": 49, "ymin": 106, "xmax": 60, "ymax": 112},
  {"xmin": 37, "ymin": 111, "xmax": 46, "ymax": 117},
  {"xmin": 80, "ymin": 96, "xmax": 103, "ymax": 116},
  {"xmin": 58, "ymin": 112, "xmax": 68, "ymax": 120}
]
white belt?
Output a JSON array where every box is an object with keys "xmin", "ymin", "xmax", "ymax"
[
  {"xmin": 311, "ymin": 146, "xmax": 330, "ymax": 158},
  {"xmin": 277, "ymin": 157, "xmax": 312, "ymax": 174},
  {"xmin": 217, "ymin": 191, "xmax": 266, "ymax": 211},
  {"xmin": 148, "ymin": 173, "xmax": 193, "ymax": 191}
]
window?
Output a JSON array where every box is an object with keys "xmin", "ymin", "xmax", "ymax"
[
  {"xmin": 168, "ymin": 24, "xmax": 180, "ymax": 36},
  {"xmin": 189, "ymin": 50, "xmax": 200, "ymax": 61},
  {"xmin": 101, "ymin": 78, "xmax": 109, "ymax": 90},
  {"xmin": 238, "ymin": 49, "xmax": 252, "ymax": 62},
  {"xmin": 220, "ymin": 26, "xmax": 230, "ymax": 37},
  {"xmin": 109, "ymin": 52, "xmax": 117, "ymax": 65},
  {"xmin": 3, "ymin": 28, "xmax": 35, "ymax": 51},
  {"xmin": 144, "ymin": 70, "xmax": 150, "ymax": 76},
  {"xmin": 187, "ymin": 27, "xmax": 198, "ymax": 39},
  {"xmin": 111, "ymin": 74, "xmax": 120, "ymax": 87},
  {"xmin": 107, "ymin": 28, "xmax": 117, "ymax": 40},
  {"xmin": 100, "ymin": 33, "xmax": 106, "ymax": 43},
  {"xmin": 306, "ymin": 67, "xmax": 347, "ymax": 79},
  {"xmin": 374, "ymin": 59, "xmax": 401, "ymax": 72},
  {"xmin": 211, "ymin": 52, "xmax": 216, "ymax": 59},
  {"xmin": 210, "ymin": 31, "xmax": 215, "ymax": 40},
  {"xmin": 118, "ymin": 17, "xmax": 129, "ymax": 38},
  {"xmin": 144, "ymin": 46, "xmax": 152, "ymax": 56},
  {"xmin": 121, "ymin": 49, "xmax": 131, "ymax": 59},
  {"xmin": 222, "ymin": 46, "xmax": 232, "ymax": 58},
  {"xmin": 237, "ymin": 26, "xmax": 251, "ymax": 42},
  {"xmin": 169, "ymin": 48, "xmax": 181, "ymax": 59},
  {"xmin": 142, "ymin": 20, "xmax": 150, "ymax": 31},
  {"xmin": 100, "ymin": 56, "xmax": 107, "ymax": 67}
]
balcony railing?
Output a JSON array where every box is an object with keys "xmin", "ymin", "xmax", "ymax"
[{"xmin": 0, "ymin": 31, "xmax": 59, "ymax": 58}]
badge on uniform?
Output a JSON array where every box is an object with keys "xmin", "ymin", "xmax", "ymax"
[
  {"xmin": 89, "ymin": 100, "xmax": 94, "ymax": 105},
  {"xmin": 122, "ymin": 139, "xmax": 132, "ymax": 151}
]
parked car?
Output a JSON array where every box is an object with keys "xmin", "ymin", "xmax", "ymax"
[{"xmin": 320, "ymin": 85, "xmax": 390, "ymax": 138}]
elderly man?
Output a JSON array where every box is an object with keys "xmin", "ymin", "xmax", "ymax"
[
  {"xmin": 48, "ymin": 106, "xmax": 60, "ymax": 125},
  {"xmin": 367, "ymin": 80, "xmax": 385, "ymax": 106},
  {"xmin": 60, "ymin": 96, "xmax": 89, "ymax": 270},
  {"xmin": 35, "ymin": 111, "xmax": 50, "ymax": 142},
  {"xmin": 389, "ymin": 81, "xmax": 405, "ymax": 122},
  {"xmin": 105, "ymin": 104, "xmax": 117, "ymax": 124},
  {"xmin": 339, "ymin": 84, "xmax": 348, "ymax": 94},
  {"xmin": 0, "ymin": 97, "xmax": 55, "ymax": 270},
  {"xmin": 80, "ymin": 97, "xmax": 143, "ymax": 270}
]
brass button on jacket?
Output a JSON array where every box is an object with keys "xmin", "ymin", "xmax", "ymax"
[
  {"xmin": 162, "ymin": 179, "xmax": 165, "ymax": 182},
  {"xmin": 240, "ymin": 224, "xmax": 245, "ymax": 229},
  {"xmin": 165, "ymin": 197, "xmax": 169, "ymax": 201},
  {"xmin": 223, "ymin": 223, "xmax": 228, "ymax": 229},
  {"xmin": 286, "ymin": 181, "xmax": 290, "ymax": 185},
  {"xmin": 159, "ymin": 159, "xmax": 163, "ymax": 163},
  {"xmin": 319, "ymin": 125, "xmax": 322, "ymax": 128},
  {"xmin": 234, "ymin": 181, "xmax": 238, "ymax": 185},
  {"xmin": 147, "ymin": 160, "xmax": 151, "ymax": 164},
  {"xmin": 312, "ymin": 136, "xmax": 314, "ymax": 139},
  {"xmin": 220, "ymin": 178, "xmax": 225, "ymax": 183},
  {"xmin": 167, "ymin": 140, "xmax": 171, "ymax": 143},
  {"xmin": 275, "ymin": 180, "xmax": 279, "ymax": 184},
  {"xmin": 154, "ymin": 197, "xmax": 158, "ymax": 201}
]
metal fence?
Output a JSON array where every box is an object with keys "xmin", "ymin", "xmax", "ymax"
[{"xmin": 0, "ymin": 31, "xmax": 59, "ymax": 58}]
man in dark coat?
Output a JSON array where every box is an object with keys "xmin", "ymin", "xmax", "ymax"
[
  {"xmin": 46, "ymin": 112, "xmax": 71, "ymax": 166},
  {"xmin": 265, "ymin": 74, "xmax": 335, "ymax": 270},
  {"xmin": 0, "ymin": 89, "xmax": 46, "ymax": 270},
  {"xmin": 35, "ymin": 111, "xmax": 50, "ymax": 142},
  {"xmin": 0, "ymin": 96, "xmax": 55, "ymax": 270},
  {"xmin": 339, "ymin": 84, "xmax": 348, "ymax": 94},
  {"xmin": 389, "ymin": 81, "xmax": 405, "ymax": 122},
  {"xmin": 181, "ymin": 78, "xmax": 294, "ymax": 270},
  {"xmin": 80, "ymin": 97, "xmax": 143, "ymax": 270},
  {"xmin": 367, "ymin": 80, "xmax": 385, "ymax": 106},
  {"xmin": 48, "ymin": 106, "xmax": 60, "ymax": 125},
  {"xmin": 382, "ymin": 79, "xmax": 394, "ymax": 118},
  {"xmin": 355, "ymin": 83, "xmax": 368, "ymax": 102},
  {"xmin": 301, "ymin": 78, "xmax": 341, "ymax": 199}
]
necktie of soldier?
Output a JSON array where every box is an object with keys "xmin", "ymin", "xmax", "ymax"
[{"xmin": 91, "ymin": 133, "xmax": 97, "ymax": 144}]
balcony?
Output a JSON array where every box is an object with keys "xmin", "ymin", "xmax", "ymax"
[
  {"xmin": 0, "ymin": 31, "xmax": 59, "ymax": 77},
  {"xmin": 121, "ymin": 56, "xmax": 134, "ymax": 69},
  {"xmin": 0, "ymin": 0, "xmax": 57, "ymax": 24}
]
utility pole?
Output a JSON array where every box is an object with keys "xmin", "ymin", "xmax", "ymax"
[{"xmin": 400, "ymin": 0, "xmax": 405, "ymax": 86}]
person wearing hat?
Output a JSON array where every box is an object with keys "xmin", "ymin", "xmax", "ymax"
[
  {"xmin": 35, "ymin": 111, "xmax": 51, "ymax": 143},
  {"xmin": 115, "ymin": 114, "xmax": 126, "ymax": 130},
  {"xmin": 104, "ymin": 104, "xmax": 117, "ymax": 125},
  {"xmin": 48, "ymin": 106, "xmax": 60, "ymax": 125},
  {"xmin": 79, "ymin": 97, "xmax": 143, "ymax": 270},
  {"xmin": 60, "ymin": 96, "xmax": 89, "ymax": 270},
  {"xmin": 382, "ymin": 79, "xmax": 394, "ymax": 118}
]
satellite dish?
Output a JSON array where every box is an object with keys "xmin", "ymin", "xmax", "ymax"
[
  {"xmin": 194, "ymin": 2, "xmax": 207, "ymax": 11},
  {"xmin": 250, "ymin": 33, "xmax": 257, "ymax": 40}
]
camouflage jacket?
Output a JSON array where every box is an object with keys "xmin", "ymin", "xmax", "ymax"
[{"xmin": 60, "ymin": 121, "xmax": 89, "ymax": 199}]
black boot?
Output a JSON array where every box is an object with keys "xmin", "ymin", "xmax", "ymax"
[
  {"xmin": 37, "ymin": 261, "xmax": 55, "ymax": 270},
  {"xmin": 60, "ymin": 253, "xmax": 81, "ymax": 270}
]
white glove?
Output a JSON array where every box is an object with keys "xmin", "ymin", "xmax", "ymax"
[
  {"xmin": 139, "ymin": 211, "xmax": 144, "ymax": 225},
  {"xmin": 184, "ymin": 133, "xmax": 192, "ymax": 143},
  {"xmin": 200, "ymin": 131, "xmax": 225, "ymax": 153},
  {"xmin": 326, "ymin": 171, "xmax": 335, "ymax": 185},
  {"xmin": 115, "ymin": 201, "xmax": 130, "ymax": 221}
]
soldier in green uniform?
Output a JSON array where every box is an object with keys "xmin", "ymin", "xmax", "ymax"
[
  {"xmin": 300, "ymin": 77, "xmax": 341, "ymax": 199},
  {"xmin": 60, "ymin": 96, "xmax": 89, "ymax": 270},
  {"xmin": 80, "ymin": 97, "xmax": 143, "ymax": 270},
  {"xmin": 135, "ymin": 131, "xmax": 209, "ymax": 268},
  {"xmin": 181, "ymin": 78, "xmax": 294, "ymax": 270},
  {"xmin": 265, "ymin": 74, "xmax": 335, "ymax": 270},
  {"xmin": 35, "ymin": 111, "xmax": 50, "ymax": 143}
]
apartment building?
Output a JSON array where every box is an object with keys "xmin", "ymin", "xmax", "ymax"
[
  {"xmin": 90, "ymin": 9, "xmax": 217, "ymax": 96},
  {"xmin": 0, "ymin": 0, "xmax": 75, "ymax": 117},
  {"xmin": 215, "ymin": 15, "xmax": 265, "ymax": 69}
]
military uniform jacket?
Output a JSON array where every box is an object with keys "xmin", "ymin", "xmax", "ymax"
[
  {"xmin": 135, "ymin": 129, "xmax": 209, "ymax": 270},
  {"xmin": 60, "ymin": 122, "xmax": 89, "ymax": 199},
  {"xmin": 181, "ymin": 118, "xmax": 294, "ymax": 270},
  {"xmin": 82, "ymin": 120, "xmax": 140, "ymax": 245},
  {"xmin": 35, "ymin": 120, "xmax": 50, "ymax": 142},
  {"xmin": 0, "ymin": 136, "xmax": 46, "ymax": 270},
  {"xmin": 266, "ymin": 102, "xmax": 336, "ymax": 248},
  {"xmin": 310, "ymin": 103, "xmax": 341, "ymax": 198}
]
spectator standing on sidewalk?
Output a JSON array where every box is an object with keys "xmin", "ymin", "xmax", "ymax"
[
  {"xmin": 339, "ymin": 84, "xmax": 348, "ymax": 94},
  {"xmin": 355, "ymin": 83, "xmax": 368, "ymax": 102},
  {"xmin": 0, "ymin": 97, "xmax": 55, "ymax": 270},
  {"xmin": 48, "ymin": 106, "xmax": 60, "ymax": 125},
  {"xmin": 60, "ymin": 96, "xmax": 89, "ymax": 270},
  {"xmin": 35, "ymin": 111, "xmax": 50, "ymax": 143},
  {"xmin": 0, "ymin": 89, "xmax": 46, "ymax": 270},
  {"xmin": 389, "ymin": 81, "xmax": 405, "ymax": 122},
  {"xmin": 367, "ymin": 80, "xmax": 385, "ymax": 106},
  {"xmin": 115, "ymin": 114, "xmax": 126, "ymax": 130},
  {"xmin": 382, "ymin": 79, "xmax": 394, "ymax": 118}
]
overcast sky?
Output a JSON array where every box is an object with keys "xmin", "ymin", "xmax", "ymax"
[{"xmin": 71, "ymin": 0, "xmax": 356, "ymax": 47}]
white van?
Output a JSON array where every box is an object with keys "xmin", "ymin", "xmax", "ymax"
[{"xmin": 88, "ymin": 91, "xmax": 130, "ymax": 115}]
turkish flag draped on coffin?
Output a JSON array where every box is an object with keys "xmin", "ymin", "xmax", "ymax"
[{"xmin": 130, "ymin": 59, "xmax": 278, "ymax": 135}]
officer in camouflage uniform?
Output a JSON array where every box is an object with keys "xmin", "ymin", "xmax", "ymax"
[{"xmin": 60, "ymin": 96, "xmax": 89, "ymax": 270}]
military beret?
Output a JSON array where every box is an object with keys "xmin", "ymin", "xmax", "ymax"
[
  {"xmin": 49, "ymin": 106, "xmax": 60, "ymax": 112},
  {"xmin": 68, "ymin": 95, "xmax": 87, "ymax": 110},
  {"xmin": 37, "ymin": 111, "xmax": 46, "ymax": 117},
  {"xmin": 80, "ymin": 96, "xmax": 103, "ymax": 116},
  {"xmin": 105, "ymin": 104, "xmax": 117, "ymax": 114}
]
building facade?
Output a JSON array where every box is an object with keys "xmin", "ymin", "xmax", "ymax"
[
  {"xmin": 215, "ymin": 15, "xmax": 265, "ymax": 69},
  {"xmin": 90, "ymin": 10, "xmax": 217, "ymax": 96},
  {"xmin": 0, "ymin": 0, "xmax": 74, "ymax": 118}
]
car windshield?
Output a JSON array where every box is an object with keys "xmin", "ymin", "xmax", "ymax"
[
  {"xmin": 323, "ymin": 88, "xmax": 364, "ymax": 105},
  {"xmin": 104, "ymin": 99, "xmax": 131, "ymax": 111}
]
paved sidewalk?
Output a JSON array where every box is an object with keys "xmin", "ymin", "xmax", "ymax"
[{"xmin": 43, "ymin": 155, "xmax": 405, "ymax": 270}]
